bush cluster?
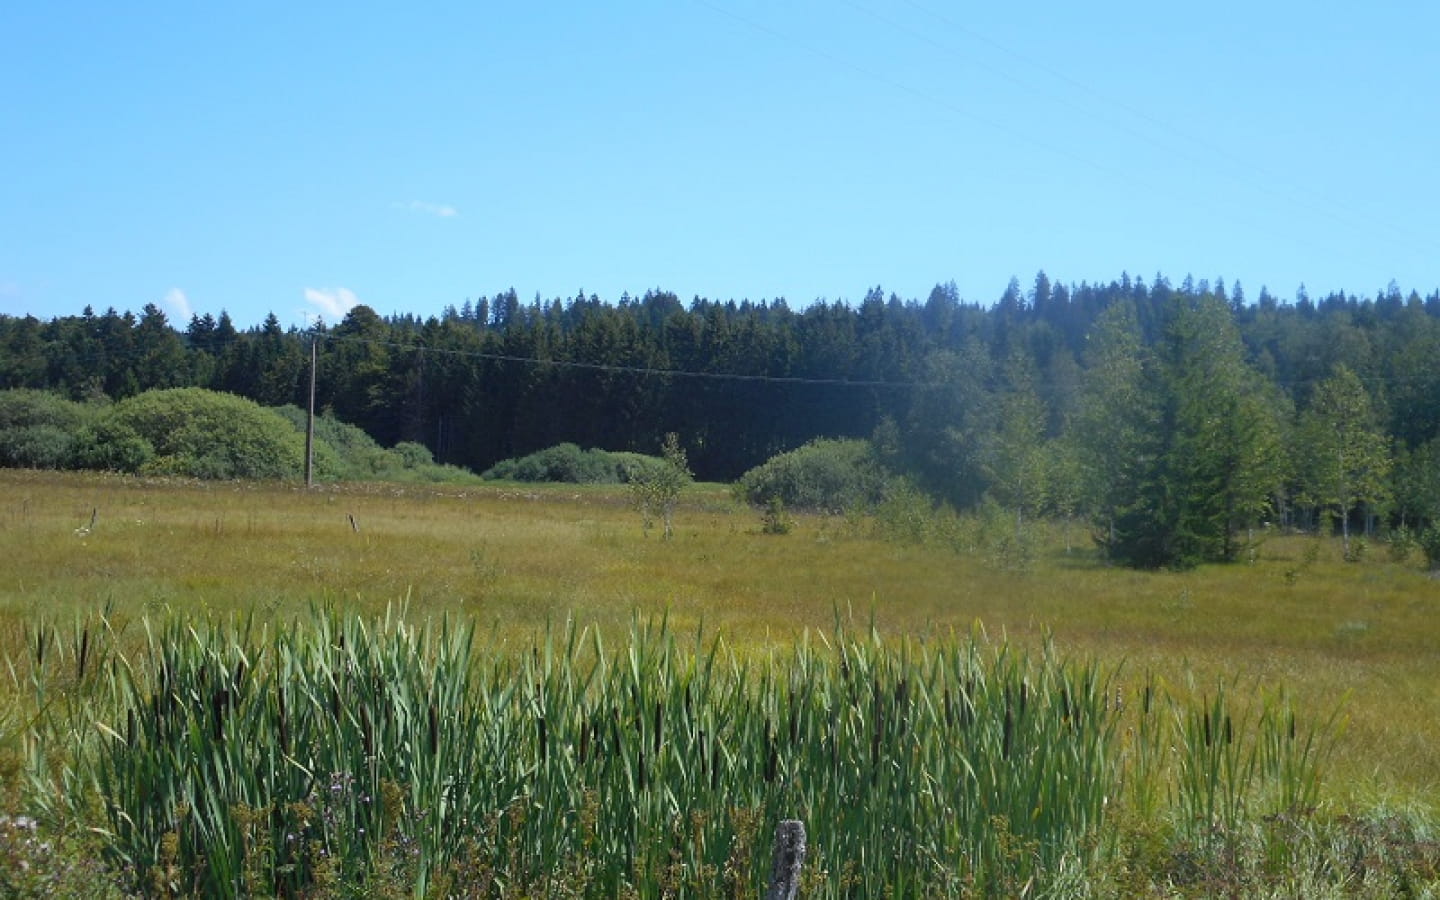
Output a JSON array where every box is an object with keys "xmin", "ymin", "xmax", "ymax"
[
  {"xmin": 0, "ymin": 389, "xmax": 151, "ymax": 472},
  {"xmin": 0, "ymin": 388, "xmax": 473, "ymax": 483},
  {"xmin": 1419, "ymin": 524, "xmax": 1440, "ymax": 571},
  {"xmin": 272, "ymin": 407, "xmax": 471, "ymax": 483},
  {"xmin": 734, "ymin": 438, "xmax": 893, "ymax": 512},
  {"xmin": 482, "ymin": 443, "xmax": 669, "ymax": 485},
  {"xmin": 111, "ymin": 388, "xmax": 310, "ymax": 479}
]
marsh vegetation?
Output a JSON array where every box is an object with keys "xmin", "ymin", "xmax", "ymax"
[{"xmin": 1, "ymin": 470, "xmax": 1436, "ymax": 896}]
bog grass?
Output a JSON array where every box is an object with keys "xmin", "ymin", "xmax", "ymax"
[{"xmin": 0, "ymin": 469, "xmax": 1438, "ymax": 895}]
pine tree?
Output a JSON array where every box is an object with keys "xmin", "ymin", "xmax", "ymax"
[
  {"xmin": 134, "ymin": 303, "xmax": 189, "ymax": 391},
  {"xmin": 1160, "ymin": 296, "xmax": 1282, "ymax": 563},
  {"xmin": 1077, "ymin": 297, "xmax": 1279, "ymax": 567}
]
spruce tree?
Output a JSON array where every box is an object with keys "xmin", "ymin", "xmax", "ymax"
[{"xmin": 1078, "ymin": 296, "xmax": 1280, "ymax": 568}]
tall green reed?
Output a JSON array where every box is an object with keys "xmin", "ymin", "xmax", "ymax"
[{"xmin": 12, "ymin": 606, "xmax": 1339, "ymax": 897}]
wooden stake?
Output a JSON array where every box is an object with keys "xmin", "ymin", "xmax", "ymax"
[{"xmin": 764, "ymin": 819, "xmax": 806, "ymax": 900}]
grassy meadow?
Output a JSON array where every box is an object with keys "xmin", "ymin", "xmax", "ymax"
[{"xmin": 1, "ymin": 468, "xmax": 1438, "ymax": 895}]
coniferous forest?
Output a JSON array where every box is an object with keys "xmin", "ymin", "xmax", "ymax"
[{"xmin": 4, "ymin": 272, "xmax": 1440, "ymax": 569}]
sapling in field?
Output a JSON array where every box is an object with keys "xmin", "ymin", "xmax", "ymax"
[
  {"xmin": 1419, "ymin": 524, "xmax": 1440, "ymax": 571},
  {"xmin": 630, "ymin": 432, "xmax": 690, "ymax": 539}
]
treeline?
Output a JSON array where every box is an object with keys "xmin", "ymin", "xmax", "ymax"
[{"xmin": 3, "ymin": 273, "xmax": 1440, "ymax": 567}]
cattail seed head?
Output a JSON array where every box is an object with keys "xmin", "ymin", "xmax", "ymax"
[
  {"xmin": 278, "ymin": 688, "xmax": 290, "ymax": 755},
  {"xmin": 1002, "ymin": 706, "xmax": 1013, "ymax": 760},
  {"xmin": 77, "ymin": 627, "xmax": 90, "ymax": 682}
]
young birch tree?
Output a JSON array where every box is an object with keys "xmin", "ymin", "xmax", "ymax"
[
  {"xmin": 982, "ymin": 350, "xmax": 1050, "ymax": 546},
  {"xmin": 632, "ymin": 432, "xmax": 691, "ymax": 540}
]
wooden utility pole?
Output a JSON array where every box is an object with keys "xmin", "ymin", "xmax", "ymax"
[{"xmin": 305, "ymin": 335, "xmax": 317, "ymax": 488}]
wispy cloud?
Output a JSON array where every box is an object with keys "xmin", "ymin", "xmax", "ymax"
[
  {"xmin": 303, "ymin": 286, "xmax": 360, "ymax": 322},
  {"xmin": 162, "ymin": 287, "xmax": 192, "ymax": 322},
  {"xmin": 397, "ymin": 200, "xmax": 459, "ymax": 218}
]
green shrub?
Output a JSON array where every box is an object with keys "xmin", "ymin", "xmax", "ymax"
[
  {"xmin": 0, "ymin": 424, "xmax": 77, "ymax": 470},
  {"xmin": 735, "ymin": 438, "xmax": 892, "ymax": 512},
  {"xmin": 487, "ymin": 443, "xmax": 600, "ymax": 482},
  {"xmin": 609, "ymin": 451, "xmax": 671, "ymax": 484},
  {"xmin": 0, "ymin": 389, "xmax": 88, "ymax": 434},
  {"xmin": 111, "ymin": 388, "xmax": 310, "ymax": 480},
  {"xmin": 0, "ymin": 388, "xmax": 160, "ymax": 473},
  {"xmin": 0, "ymin": 819, "xmax": 131, "ymax": 899},
  {"xmin": 1345, "ymin": 536, "xmax": 1368, "ymax": 563},
  {"xmin": 872, "ymin": 478, "xmax": 940, "ymax": 545},
  {"xmin": 1387, "ymin": 525, "xmax": 1416, "ymax": 563},
  {"xmin": 72, "ymin": 417, "xmax": 155, "ymax": 472},
  {"xmin": 1419, "ymin": 524, "xmax": 1440, "ymax": 571},
  {"xmin": 391, "ymin": 440, "xmax": 433, "ymax": 469},
  {"xmin": 0, "ymin": 389, "xmax": 90, "ymax": 469},
  {"xmin": 274, "ymin": 406, "xmax": 418, "ymax": 481},
  {"xmin": 269, "ymin": 407, "xmax": 476, "ymax": 484},
  {"xmin": 760, "ymin": 496, "xmax": 792, "ymax": 535},
  {"xmin": 483, "ymin": 444, "xmax": 665, "ymax": 485}
]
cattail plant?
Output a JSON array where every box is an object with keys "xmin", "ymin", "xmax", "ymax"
[{"xmin": 9, "ymin": 606, "xmax": 1343, "ymax": 898}]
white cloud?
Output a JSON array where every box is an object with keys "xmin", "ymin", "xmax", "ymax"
[
  {"xmin": 303, "ymin": 286, "xmax": 360, "ymax": 321},
  {"xmin": 399, "ymin": 200, "xmax": 459, "ymax": 218},
  {"xmin": 162, "ymin": 287, "xmax": 192, "ymax": 322}
]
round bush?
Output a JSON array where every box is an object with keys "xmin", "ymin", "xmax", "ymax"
[
  {"xmin": 483, "ymin": 444, "xmax": 657, "ymax": 484},
  {"xmin": 1419, "ymin": 525, "xmax": 1440, "ymax": 571},
  {"xmin": 610, "ymin": 452, "xmax": 671, "ymax": 484},
  {"xmin": 111, "ymin": 388, "xmax": 310, "ymax": 480},
  {"xmin": 392, "ymin": 441, "xmax": 435, "ymax": 470},
  {"xmin": 735, "ymin": 439, "xmax": 892, "ymax": 512},
  {"xmin": 0, "ymin": 389, "xmax": 90, "ymax": 469},
  {"xmin": 72, "ymin": 417, "xmax": 155, "ymax": 472},
  {"xmin": 0, "ymin": 424, "xmax": 78, "ymax": 469}
]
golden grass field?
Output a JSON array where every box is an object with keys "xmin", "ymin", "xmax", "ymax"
[{"xmin": 1, "ymin": 467, "xmax": 1436, "ymax": 813}]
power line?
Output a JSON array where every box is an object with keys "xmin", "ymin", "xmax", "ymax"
[
  {"xmin": 315, "ymin": 329, "xmax": 1440, "ymax": 396},
  {"xmin": 316, "ymin": 332, "xmax": 927, "ymax": 389}
]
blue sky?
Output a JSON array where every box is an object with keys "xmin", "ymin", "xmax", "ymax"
[{"xmin": 2, "ymin": 1, "xmax": 1436, "ymax": 329}]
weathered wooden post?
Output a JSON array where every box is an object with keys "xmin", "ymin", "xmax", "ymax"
[{"xmin": 764, "ymin": 818, "xmax": 806, "ymax": 900}]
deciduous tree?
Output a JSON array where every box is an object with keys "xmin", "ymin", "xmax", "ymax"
[{"xmin": 1296, "ymin": 364, "xmax": 1391, "ymax": 556}]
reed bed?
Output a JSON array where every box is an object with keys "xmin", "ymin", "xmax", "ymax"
[{"xmin": 6, "ymin": 606, "xmax": 1368, "ymax": 898}]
